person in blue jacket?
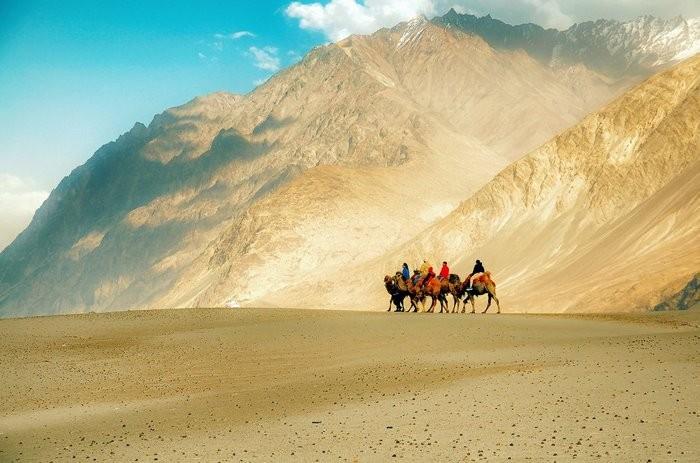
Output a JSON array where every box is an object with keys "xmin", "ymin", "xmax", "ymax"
[{"xmin": 401, "ymin": 263, "xmax": 410, "ymax": 281}]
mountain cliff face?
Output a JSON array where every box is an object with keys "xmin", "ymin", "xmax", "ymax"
[
  {"xmin": 293, "ymin": 54, "xmax": 698, "ymax": 313},
  {"xmin": 436, "ymin": 10, "xmax": 700, "ymax": 77},
  {"xmin": 0, "ymin": 16, "xmax": 697, "ymax": 316}
]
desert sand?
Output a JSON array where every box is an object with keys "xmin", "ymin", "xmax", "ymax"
[{"xmin": 1, "ymin": 308, "xmax": 698, "ymax": 462}]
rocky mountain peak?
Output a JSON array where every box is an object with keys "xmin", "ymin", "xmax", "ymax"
[{"xmin": 434, "ymin": 11, "xmax": 699, "ymax": 76}]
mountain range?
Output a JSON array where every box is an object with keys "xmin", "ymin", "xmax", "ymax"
[
  {"xmin": 1, "ymin": 11, "xmax": 698, "ymax": 316},
  {"xmin": 436, "ymin": 10, "xmax": 700, "ymax": 76}
]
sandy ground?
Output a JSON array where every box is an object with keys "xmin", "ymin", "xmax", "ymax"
[{"xmin": 1, "ymin": 308, "xmax": 698, "ymax": 462}]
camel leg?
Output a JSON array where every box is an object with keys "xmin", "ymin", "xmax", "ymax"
[
  {"xmin": 468, "ymin": 295, "xmax": 476, "ymax": 314},
  {"xmin": 492, "ymin": 291, "xmax": 501, "ymax": 314},
  {"xmin": 482, "ymin": 294, "xmax": 492, "ymax": 313},
  {"xmin": 428, "ymin": 296, "xmax": 436, "ymax": 313}
]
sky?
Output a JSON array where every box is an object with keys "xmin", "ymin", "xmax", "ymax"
[{"xmin": 1, "ymin": 0, "xmax": 699, "ymax": 250}]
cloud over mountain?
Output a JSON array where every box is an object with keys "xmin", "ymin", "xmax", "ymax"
[
  {"xmin": 0, "ymin": 174, "xmax": 48, "ymax": 251},
  {"xmin": 248, "ymin": 46, "xmax": 281, "ymax": 71}
]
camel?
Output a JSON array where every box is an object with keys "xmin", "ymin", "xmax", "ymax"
[
  {"xmin": 460, "ymin": 272, "xmax": 501, "ymax": 314},
  {"xmin": 414, "ymin": 275, "xmax": 448, "ymax": 313},
  {"xmin": 440, "ymin": 274, "xmax": 464, "ymax": 312},
  {"xmin": 383, "ymin": 275, "xmax": 405, "ymax": 312},
  {"xmin": 404, "ymin": 276, "xmax": 427, "ymax": 312},
  {"xmin": 393, "ymin": 273, "xmax": 419, "ymax": 312}
]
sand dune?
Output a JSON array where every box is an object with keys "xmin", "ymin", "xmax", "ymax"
[{"xmin": 1, "ymin": 308, "xmax": 698, "ymax": 461}]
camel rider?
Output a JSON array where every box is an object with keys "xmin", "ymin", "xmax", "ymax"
[
  {"xmin": 402, "ymin": 263, "xmax": 410, "ymax": 281},
  {"xmin": 439, "ymin": 261, "xmax": 449, "ymax": 280},
  {"xmin": 419, "ymin": 260, "xmax": 429, "ymax": 277},
  {"xmin": 411, "ymin": 269, "xmax": 422, "ymax": 285},
  {"xmin": 421, "ymin": 266, "xmax": 436, "ymax": 288},
  {"xmin": 466, "ymin": 259, "xmax": 485, "ymax": 291}
]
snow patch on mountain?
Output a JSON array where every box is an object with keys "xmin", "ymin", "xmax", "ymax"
[{"xmin": 397, "ymin": 15, "xmax": 427, "ymax": 49}]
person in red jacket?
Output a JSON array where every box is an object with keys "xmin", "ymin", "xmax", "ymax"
[{"xmin": 439, "ymin": 261, "xmax": 450, "ymax": 280}]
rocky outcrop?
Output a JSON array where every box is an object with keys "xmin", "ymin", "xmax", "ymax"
[{"xmin": 654, "ymin": 274, "xmax": 699, "ymax": 311}]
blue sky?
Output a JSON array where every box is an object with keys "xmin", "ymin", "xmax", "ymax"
[
  {"xmin": 0, "ymin": 0, "xmax": 324, "ymax": 190},
  {"xmin": 1, "ymin": 0, "xmax": 698, "ymax": 249}
]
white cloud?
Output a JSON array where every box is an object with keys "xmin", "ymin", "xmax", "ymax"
[
  {"xmin": 197, "ymin": 51, "xmax": 219, "ymax": 63},
  {"xmin": 249, "ymin": 46, "xmax": 281, "ymax": 71},
  {"xmin": 214, "ymin": 30, "xmax": 257, "ymax": 40},
  {"xmin": 232, "ymin": 30, "xmax": 256, "ymax": 39},
  {"xmin": 208, "ymin": 31, "xmax": 256, "ymax": 56},
  {"xmin": 522, "ymin": 0, "xmax": 572, "ymax": 29},
  {"xmin": 286, "ymin": 0, "xmax": 437, "ymax": 41},
  {"xmin": 0, "ymin": 174, "xmax": 48, "ymax": 251},
  {"xmin": 253, "ymin": 76, "xmax": 271, "ymax": 86}
]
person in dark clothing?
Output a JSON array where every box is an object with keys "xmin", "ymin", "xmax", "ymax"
[{"xmin": 466, "ymin": 259, "xmax": 485, "ymax": 290}]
